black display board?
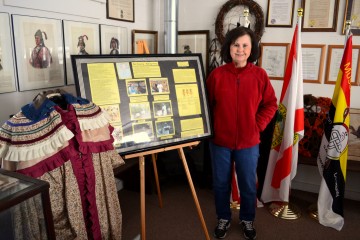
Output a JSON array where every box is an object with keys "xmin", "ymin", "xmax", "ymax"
[{"xmin": 71, "ymin": 54, "xmax": 212, "ymax": 155}]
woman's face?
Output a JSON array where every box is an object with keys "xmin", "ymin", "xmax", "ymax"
[{"xmin": 230, "ymin": 34, "xmax": 252, "ymax": 68}]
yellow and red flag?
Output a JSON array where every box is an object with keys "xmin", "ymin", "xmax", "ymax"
[{"xmin": 317, "ymin": 35, "xmax": 352, "ymax": 231}]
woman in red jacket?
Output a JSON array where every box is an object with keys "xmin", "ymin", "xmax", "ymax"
[{"xmin": 207, "ymin": 27, "xmax": 277, "ymax": 240}]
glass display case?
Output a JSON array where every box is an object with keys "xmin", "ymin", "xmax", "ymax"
[{"xmin": 0, "ymin": 169, "xmax": 55, "ymax": 239}]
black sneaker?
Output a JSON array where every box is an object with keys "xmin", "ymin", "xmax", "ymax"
[
  {"xmin": 240, "ymin": 220, "xmax": 256, "ymax": 240},
  {"xmin": 214, "ymin": 219, "xmax": 230, "ymax": 239}
]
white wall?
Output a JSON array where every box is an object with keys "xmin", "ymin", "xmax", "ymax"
[{"xmin": 0, "ymin": 0, "xmax": 359, "ymax": 200}]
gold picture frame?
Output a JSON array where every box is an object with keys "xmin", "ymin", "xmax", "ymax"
[
  {"xmin": 325, "ymin": 45, "xmax": 360, "ymax": 85},
  {"xmin": 106, "ymin": 0, "xmax": 134, "ymax": 23},
  {"xmin": 301, "ymin": 0, "xmax": 339, "ymax": 32},
  {"xmin": 266, "ymin": 0, "xmax": 295, "ymax": 28},
  {"xmin": 259, "ymin": 43, "xmax": 290, "ymax": 80},
  {"xmin": 302, "ymin": 44, "xmax": 326, "ymax": 84}
]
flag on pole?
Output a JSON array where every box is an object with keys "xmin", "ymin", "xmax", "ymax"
[
  {"xmin": 317, "ymin": 35, "xmax": 352, "ymax": 231},
  {"xmin": 261, "ymin": 21, "xmax": 304, "ymax": 203}
]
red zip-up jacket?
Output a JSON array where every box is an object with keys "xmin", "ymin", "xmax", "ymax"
[{"xmin": 206, "ymin": 62, "xmax": 278, "ymax": 150}]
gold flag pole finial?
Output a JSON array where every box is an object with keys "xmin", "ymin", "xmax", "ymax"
[{"xmin": 297, "ymin": 8, "xmax": 303, "ymax": 17}]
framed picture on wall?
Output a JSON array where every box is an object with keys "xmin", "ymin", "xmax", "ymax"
[
  {"xmin": 106, "ymin": 0, "xmax": 134, "ymax": 23},
  {"xmin": 178, "ymin": 30, "xmax": 209, "ymax": 75},
  {"xmin": 71, "ymin": 54, "xmax": 211, "ymax": 155},
  {"xmin": 342, "ymin": 0, "xmax": 360, "ymax": 35},
  {"xmin": 349, "ymin": 108, "xmax": 360, "ymax": 161},
  {"xmin": 0, "ymin": 12, "xmax": 17, "ymax": 93},
  {"xmin": 302, "ymin": 44, "xmax": 326, "ymax": 84},
  {"xmin": 266, "ymin": 0, "xmax": 295, "ymax": 27},
  {"xmin": 325, "ymin": 45, "xmax": 360, "ymax": 85},
  {"xmin": 12, "ymin": 14, "xmax": 65, "ymax": 91},
  {"xmin": 131, "ymin": 30, "xmax": 158, "ymax": 54},
  {"xmin": 259, "ymin": 43, "xmax": 290, "ymax": 80},
  {"xmin": 63, "ymin": 20, "xmax": 100, "ymax": 85},
  {"xmin": 100, "ymin": 24, "xmax": 128, "ymax": 55},
  {"xmin": 301, "ymin": 0, "xmax": 339, "ymax": 32}
]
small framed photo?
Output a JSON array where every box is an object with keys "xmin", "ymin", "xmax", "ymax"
[
  {"xmin": 0, "ymin": 12, "xmax": 17, "ymax": 93},
  {"xmin": 301, "ymin": 0, "xmax": 339, "ymax": 32},
  {"xmin": 153, "ymin": 101, "xmax": 173, "ymax": 118},
  {"xmin": 266, "ymin": 0, "xmax": 295, "ymax": 28},
  {"xmin": 129, "ymin": 102, "xmax": 151, "ymax": 120},
  {"xmin": 178, "ymin": 30, "xmax": 209, "ymax": 75},
  {"xmin": 133, "ymin": 121, "xmax": 154, "ymax": 141},
  {"xmin": 349, "ymin": 108, "xmax": 360, "ymax": 161},
  {"xmin": 126, "ymin": 79, "xmax": 148, "ymax": 96},
  {"xmin": 106, "ymin": 0, "xmax": 134, "ymax": 23},
  {"xmin": 149, "ymin": 78, "xmax": 170, "ymax": 94},
  {"xmin": 325, "ymin": 45, "xmax": 360, "ymax": 85},
  {"xmin": 302, "ymin": 44, "xmax": 326, "ymax": 84},
  {"xmin": 155, "ymin": 119, "xmax": 175, "ymax": 138},
  {"xmin": 63, "ymin": 20, "xmax": 100, "ymax": 85},
  {"xmin": 12, "ymin": 14, "xmax": 65, "ymax": 91},
  {"xmin": 100, "ymin": 24, "xmax": 128, "ymax": 55},
  {"xmin": 132, "ymin": 30, "xmax": 158, "ymax": 54},
  {"xmin": 259, "ymin": 43, "xmax": 290, "ymax": 80},
  {"xmin": 342, "ymin": 0, "xmax": 360, "ymax": 35}
]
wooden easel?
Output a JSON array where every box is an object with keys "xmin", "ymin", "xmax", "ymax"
[{"xmin": 124, "ymin": 141, "xmax": 210, "ymax": 240}]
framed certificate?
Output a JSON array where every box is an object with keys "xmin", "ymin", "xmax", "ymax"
[
  {"xmin": 301, "ymin": 0, "xmax": 339, "ymax": 32},
  {"xmin": 302, "ymin": 44, "xmax": 326, "ymax": 84},
  {"xmin": 325, "ymin": 45, "xmax": 360, "ymax": 85},
  {"xmin": 266, "ymin": 0, "xmax": 295, "ymax": 27},
  {"xmin": 259, "ymin": 43, "xmax": 290, "ymax": 80},
  {"xmin": 106, "ymin": 0, "xmax": 134, "ymax": 23}
]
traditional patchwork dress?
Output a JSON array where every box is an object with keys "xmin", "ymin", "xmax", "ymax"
[{"xmin": 0, "ymin": 93, "xmax": 124, "ymax": 239}]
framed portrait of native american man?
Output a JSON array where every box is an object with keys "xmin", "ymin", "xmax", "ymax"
[
  {"xmin": 63, "ymin": 20, "xmax": 100, "ymax": 85},
  {"xmin": 12, "ymin": 14, "xmax": 65, "ymax": 91}
]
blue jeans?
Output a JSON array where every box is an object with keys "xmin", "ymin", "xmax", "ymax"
[{"xmin": 210, "ymin": 142, "xmax": 259, "ymax": 221}]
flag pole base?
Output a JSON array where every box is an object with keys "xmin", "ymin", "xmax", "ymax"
[
  {"xmin": 307, "ymin": 203, "xmax": 318, "ymax": 220},
  {"xmin": 268, "ymin": 202, "xmax": 302, "ymax": 220},
  {"xmin": 230, "ymin": 201, "xmax": 240, "ymax": 210}
]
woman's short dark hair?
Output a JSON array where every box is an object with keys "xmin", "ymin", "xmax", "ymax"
[{"xmin": 220, "ymin": 27, "xmax": 260, "ymax": 63}]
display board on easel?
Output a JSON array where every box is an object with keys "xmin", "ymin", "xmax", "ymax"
[{"xmin": 71, "ymin": 54, "xmax": 212, "ymax": 155}]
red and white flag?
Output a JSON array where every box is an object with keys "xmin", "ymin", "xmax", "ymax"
[
  {"xmin": 317, "ymin": 34, "xmax": 352, "ymax": 231},
  {"xmin": 261, "ymin": 23, "xmax": 304, "ymax": 203}
]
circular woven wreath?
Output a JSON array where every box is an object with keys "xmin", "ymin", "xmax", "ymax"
[{"xmin": 215, "ymin": 0, "xmax": 265, "ymax": 45}]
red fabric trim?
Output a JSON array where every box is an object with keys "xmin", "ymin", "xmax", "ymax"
[{"xmin": 17, "ymin": 145, "xmax": 77, "ymax": 178}]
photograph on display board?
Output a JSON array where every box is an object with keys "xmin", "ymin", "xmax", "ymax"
[
  {"xmin": 12, "ymin": 15, "xmax": 65, "ymax": 91},
  {"xmin": 71, "ymin": 54, "xmax": 211, "ymax": 155},
  {"xmin": 149, "ymin": 78, "xmax": 170, "ymax": 94},
  {"xmin": 63, "ymin": 20, "xmax": 100, "ymax": 85},
  {"xmin": 0, "ymin": 13, "xmax": 17, "ymax": 93}
]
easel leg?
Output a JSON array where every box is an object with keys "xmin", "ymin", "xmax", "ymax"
[
  {"xmin": 151, "ymin": 153, "xmax": 163, "ymax": 208},
  {"xmin": 139, "ymin": 156, "xmax": 146, "ymax": 240},
  {"xmin": 177, "ymin": 148, "xmax": 210, "ymax": 240}
]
